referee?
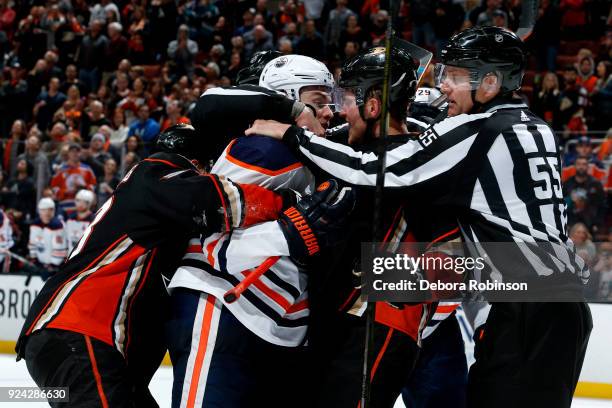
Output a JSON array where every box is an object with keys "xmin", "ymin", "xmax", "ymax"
[{"xmin": 248, "ymin": 27, "xmax": 592, "ymax": 408}]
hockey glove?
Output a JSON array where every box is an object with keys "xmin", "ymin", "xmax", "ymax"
[{"xmin": 278, "ymin": 180, "xmax": 355, "ymax": 265}]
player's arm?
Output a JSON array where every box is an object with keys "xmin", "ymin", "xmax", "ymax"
[{"xmin": 248, "ymin": 113, "xmax": 490, "ymax": 196}]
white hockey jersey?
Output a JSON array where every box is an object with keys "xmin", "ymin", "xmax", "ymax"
[
  {"xmin": 170, "ymin": 136, "xmax": 314, "ymax": 346},
  {"xmin": 65, "ymin": 212, "xmax": 94, "ymax": 254},
  {"xmin": 28, "ymin": 217, "xmax": 67, "ymax": 266},
  {"xmin": 0, "ymin": 210, "xmax": 14, "ymax": 270}
]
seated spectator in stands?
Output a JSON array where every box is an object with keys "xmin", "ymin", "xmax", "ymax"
[
  {"xmin": 117, "ymin": 76, "xmax": 148, "ymax": 123},
  {"xmin": 160, "ymin": 100, "xmax": 189, "ymax": 131},
  {"xmin": 564, "ymin": 136, "xmax": 605, "ymax": 168},
  {"xmin": 43, "ymin": 121, "xmax": 69, "ymax": 164},
  {"xmin": 106, "ymin": 22, "xmax": 129, "ymax": 73},
  {"xmin": 234, "ymin": 8, "xmax": 255, "ymax": 37},
  {"xmin": 533, "ymin": 72, "xmax": 561, "ymax": 129},
  {"xmin": 591, "ymin": 61, "xmax": 612, "ymax": 132},
  {"xmin": 109, "ymin": 107, "xmax": 129, "ymax": 148},
  {"xmin": 42, "ymin": 51, "xmax": 63, "ymax": 80},
  {"xmin": 50, "ymin": 143, "xmax": 97, "ymax": 211},
  {"xmin": 120, "ymin": 151, "xmax": 139, "ymax": 177},
  {"xmin": 0, "ymin": 207, "xmax": 14, "ymax": 273},
  {"xmin": 167, "ymin": 25, "xmax": 199, "ymax": 77},
  {"xmin": 57, "ymin": 85, "xmax": 85, "ymax": 127},
  {"xmin": 564, "ymin": 156, "xmax": 607, "ymax": 234},
  {"xmin": 28, "ymin": 198, "xmax": 67, "ymax": 276},
  {"xmin": 340, "ymin": 14, "xmax": 367, "ymax": 51},
  {"xmin": 96, "ymin": 157, "xmax": 119, "ymax": 208},
  {"xmin": 65, "ymin": 189, "xmax": 95, "ymax": 253},
  {"xmin": 128, "ymin": 104, "xmax": 160, "ymax": 151},
  {"xmin": 279, "ymin": 22, "xmax": 299, "ymax": 50},
  {"xmin": 297, "ymin": 19, "xmax": 325, "ymax": 60},
  {"xmin": 4, "ymin": 119, "xmax": 27, "ymax": 178},
  {"xmin": 81, "ymin": 132, "xmax": 111, "ymax": 178},
  {"xmin": 244, "ymin": 24, "xmax": 274, "ymax": 59},
  {"xmin": 577, "ymin": 55, "xmax": 598, "ymax": 94},
  {"xmin": 226, "ymin": 52, "xmax": 243, "ymax": 82},
  {"xmin": 60, "ymin": 65, "xmax": 87, "ymax": 96},
  {"xmin": 278, "ymin": 38, "xmax": 293, "ymax": 55},
  {"xmin": 17, "ymin": 135, "xmax": 50, "ymax": 202},
  {"xmin": 343, "ymin": 40, "xmax": 360, "ymax": 59},
  {"xmin": 476, "ymin": 0, "xmax": 507, "ymax": 27},
  {"xmin": 569, "ymin": 222, "xmax": 597, "ymax": 265},
  {"xmin": 559, "ymin": 66, "xmax": 588, "ymax": 136},
  {"xmin": 4, "ymin": 157, "xmax": 36, "ymax": 221},
  {"xmin": 119, "ymin": 134, "xmax": 143, "ymax": 165},
  {"xmin": 80, "ymin": 100, "xmax": 111, "ymax": 141},
  {"xmin": 593, "ymin": 241, "xmax": 612, "ymax": 300},
  {"xmin": 89, "ymin": 0, "xmax": 119, "ymax": 25},
  {"xmin": 33, "ymin": 77, "xmax": 66, "ymax": 131}
]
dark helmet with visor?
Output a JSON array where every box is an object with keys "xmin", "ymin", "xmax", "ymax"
[
  {"xmin": 156, "ymin": 123, "xmax": 209, "ymax": 164},
  {"xmin": 333, "ymin": 40, "xmax": 418, "ymax": 118},
  {"xmin": 435, "ymin": 26, "xmax": 526, "ymax": 93}
]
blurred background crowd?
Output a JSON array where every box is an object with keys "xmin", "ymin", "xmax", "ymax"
[{"xmin": 0, "ymin": 0, "xmax": 609, "ymax": 299}]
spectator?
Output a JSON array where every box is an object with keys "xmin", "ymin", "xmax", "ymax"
[
  {"xmin": 160, "ymin": 100, "xmax": 189, "ymax": 131},
  {"xmin": 593, "ymin": 242, "xmax": 612, "ymax": 300},
  {"xmin": 410, "ymin": 0, "xmax": 435, "ymax": 48},
  {"xmin": 80, "ymin": 100, "xmax": 111, "ymax": 141},
  {"xmin": 532, "ymin": 72, "xmax": 561, "ymax": 129},
  {"xmin": 234, "ymin": 8, "xmax": 255, "ymax": 37},
  {"xmin": 126, "ymin": 31, "xmax": 153, "ymax": 65},
  {"xmin": 568, "ymin": 222, "xmax": 597, "ymax": 264},
  {"xmin": 369, "ymin": 10, "xmax": 389, "ymax": 46},
  {"xmin": 279, "ymin": 22, "xmax": 300, "ymax": 50},
  {"xmin": 558, "ymin": 66, "xmax": 588, "ymax": 138},
  {"xmin": 128, "ymin": 104, "xmax": 160, "ymax": 148},
  {"xmin": 16, "ymin": 135, "xmax": 50, "ymax": 202},
  {"xmin": 106, "ymin": 22, "xmax": 128, "ymax": 73},
  {"xmin": 106, "ymin": 107, "xmax": 128, "ymax": 148},
  {"xmin": 96, "ymin": 157, "xmax": 119, "ymax": 208},
  {"xmin": 563, "ymin": 156, "xmax": 607, "ymax": 234},
  {"xmin": 5, "ymin": 158, "xmax": 36, "ymax": 220},
  {"xmin": 127, "ymin": 6, "xmax": 147, "ymax": 36},
  {"xmin": 50, "ymin": 143, "xmax": 97, "ymax": 207},
  {"xmin": 226, "ymin": 52, "xmax": 243, "ymax": 82},
  {"xmin": 77, "ymin": 19, "xmax": 109, "ymax": 92},
  {"xmin": 325, "ymin": 0, "xmax": 356, "ymax": 58},
  {"xmin": 58, "ymin": 85, "xmax": 85, "ymax": 128},
  {"xmin": 340, "ymin": 14, "xmax": 367, "ymax": 51},
  {"xmin": 243, "ymin": 24, "xmax": 274, "ymax": 59},
  {"xmin": 167, "ymin": 24, "xmax": 199, "ymax": 77},
  {"xmin": 577, "ymin": 55, "xmax": 598, "ymax": 94},
  {"xmin": 431, "ymin": 0, "xmax": 465, "ymax": 56},
  {"xmin": 296, "ymin": 19, "xmax": 325, "ymax": 60},
  {"xmin": 65, "ymin": 188, "xmax": 95, "ymax": 253},
  {"xmin": 278, "ymin": 38, "xmax": 293, "ymax": 55},
  {"xmin": 81, "ymin": 132, "xmax": 111, "ymax": 178},
  {"xmin": 476, "ymin": 0, "xmax": 507, "ymax": 27},
  {"xmin": 343, "ymin": 40, "xmax": 360, "ymax": 59},
  {"xmin": 60, "ymin": 64, "xmax": 88, "ymax": 96},
  {"xmin": 120, "ymin": 150, "xmax": 139, "ymax": 176},
  {"xmin": 42, "ymin": 51, "xmax": 63, "ymax": 79},
  {"xmin": 533, "ymin": 0, "xmax": 562, "ymax": 72},
  {"xmin": 33, "ymin": 77, "xmax": 66, "ymax": 131},
  {"xmin": 564, "ymin": 136, "xmax": 605, "ymax": 168},
  {"xmin": 560, "ymin": 0, "xmax": 587, "ymax": 39},
  {"xmin": 89, "ymin": 0, "xmax": 120, "ymax": 25},
  {"xmin": 4, "ymin": 119, "xmax": 27, "ymax": 177},
  {"xmin": 0, "ymin": 207, "xmax": 14, "ymax": 273},
  {"xmin": 28, "ymin": 197, "xmax": 67, "ymax": 275},
  {"xmin": 0, "ymin": 61, "xmax": 29, "ymax": 135},
  {"xmin": 591, "ymin": 61, "xmax": 612, "ymax": 131}
]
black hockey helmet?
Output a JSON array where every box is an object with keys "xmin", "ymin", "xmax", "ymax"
[
  {"xmin": 236, "ymin": 50, "xmax": 282, "ymax": 85},
  {"xmin": 437, "ymin": 26, "xmax": 526, "ymax": 92},
  {"xmin": 156, "ymin": 123, "xmax": 209, "ymax": 164},
  {"xmin": 334, "ymin": 40, "xmax": 418, "ymax": 116}
]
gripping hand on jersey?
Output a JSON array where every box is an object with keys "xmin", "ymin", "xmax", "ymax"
[{"xmin": 278, "ymin": 180, "xmax": 356, "ymax": 266}]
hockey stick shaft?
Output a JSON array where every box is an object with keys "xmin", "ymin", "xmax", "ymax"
[{"xmin": 223, "ymin": 256, "xmax": 281, "ymax": 303}]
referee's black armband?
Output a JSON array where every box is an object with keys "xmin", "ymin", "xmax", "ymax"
[{"xmin": 282, "ymin": 125, "xmax": 305, "ymax": 150}]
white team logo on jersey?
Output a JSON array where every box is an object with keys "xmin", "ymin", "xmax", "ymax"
[{"xmin": 520, "ymin": 110, "xmax": 530, "ymax": 122}]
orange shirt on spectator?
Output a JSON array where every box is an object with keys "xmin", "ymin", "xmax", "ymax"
[
  {"xmin": 51, "ymin": 164, "xmax": 97, "ymax": 202},
  {"xmin": 562, "ymin": 163, "xmax": 607, "ymax": 183}
]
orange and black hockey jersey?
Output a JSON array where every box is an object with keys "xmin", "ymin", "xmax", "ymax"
[{"xmin": 17, "ymin": 153, "xmax": 283, "ymax": 373}]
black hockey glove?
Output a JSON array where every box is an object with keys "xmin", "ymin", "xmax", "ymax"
[{"xmin": 278, "ymin": 180, "xmax": 355, "ymax": 266}]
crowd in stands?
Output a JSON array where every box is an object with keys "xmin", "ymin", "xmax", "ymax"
[{"xmin": 0, "ymin": 0, "xmax": 610, "ymax": 299}]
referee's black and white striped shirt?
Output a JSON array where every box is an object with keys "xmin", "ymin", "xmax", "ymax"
[{"xmin": 280, "ymin": 96, "xmax": 588, "ymax": 293}]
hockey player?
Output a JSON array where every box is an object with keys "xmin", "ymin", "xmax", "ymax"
[
  {"xmin": 28, "ymin": 198, "xmax": 67, "ymax": 276},
  {"xmin": 17, "ymin": 124, "xmax": 292, "ymax": 407},
  {"xmin": 166, "ymin": 55, "xmax": 351, "ymax": 408},
  {"xmin": 65, "ymin": 189, "xmax": 96, "ymax": 254},
  {"xmin": 249, "ymin": 26, "xmax": 592, "ymax": 408},
  {"xmin": 0, "ymin": 207, "xmax": 15, "ymax": 272}
]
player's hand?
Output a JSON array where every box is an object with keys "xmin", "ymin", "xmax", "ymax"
[
  {"xmin": 294, "ymin": 106, "xmax": 324, "ymax": 136},
  {"xmin": 245, "ymin": 120, "xmax": 290, "ymax": 140},
  {"xmin": 278, "ymin": 180, "xmax": 356, "ymax": 266}
]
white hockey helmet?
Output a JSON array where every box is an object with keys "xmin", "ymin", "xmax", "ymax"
[
  {"xmin": 38, "ymin": 198, "xmax": 55, "ymax": 212},
  {"xmin": 259, "ymin": 55, "xmax": 334, "ymax": 101},
  {"xmin": 75, "ymin": 189, "xmax": 96, "ymax": 206}
]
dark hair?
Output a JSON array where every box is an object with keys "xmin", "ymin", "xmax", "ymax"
[{"xmin": 564, "ymin": 66, "xmax": 578, "ymax": 73}]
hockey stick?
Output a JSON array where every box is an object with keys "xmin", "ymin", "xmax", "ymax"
[
  {"xmin": 223, "ymin": 256, "xmax": 280, "ymax": 303},
  {"xmin": 5, "ymin": 251, "xmax": 40, "ymax": 286},
  {"xmin": 516, "ymin": 0, "xmax": 540, "ymax": 41}
]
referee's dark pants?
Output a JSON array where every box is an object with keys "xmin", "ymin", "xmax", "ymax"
[
  {"xmin": 468, "ymin": 302, "xmax": 592, "ymax": 408},
  {"xmin": 24, "ymin": 329, "xmax": 158, "ymax": 408}
]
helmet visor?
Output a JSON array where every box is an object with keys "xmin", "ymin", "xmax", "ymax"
[
  {"xmin": 332, "ymin": 87, "xmax": 358, "ymax": 113},
  {"xmin": 434, "ymin": 63, "xmax": 503, "ymax": 93}
]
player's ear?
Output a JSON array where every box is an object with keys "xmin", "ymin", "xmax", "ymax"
[
  {"xmin": 365, "ymin": 96, "xmax": 381, "ymax": 120},
  {"xmin": 480, "ymin": 73, "xmax": 501, "ymax": 98}
]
